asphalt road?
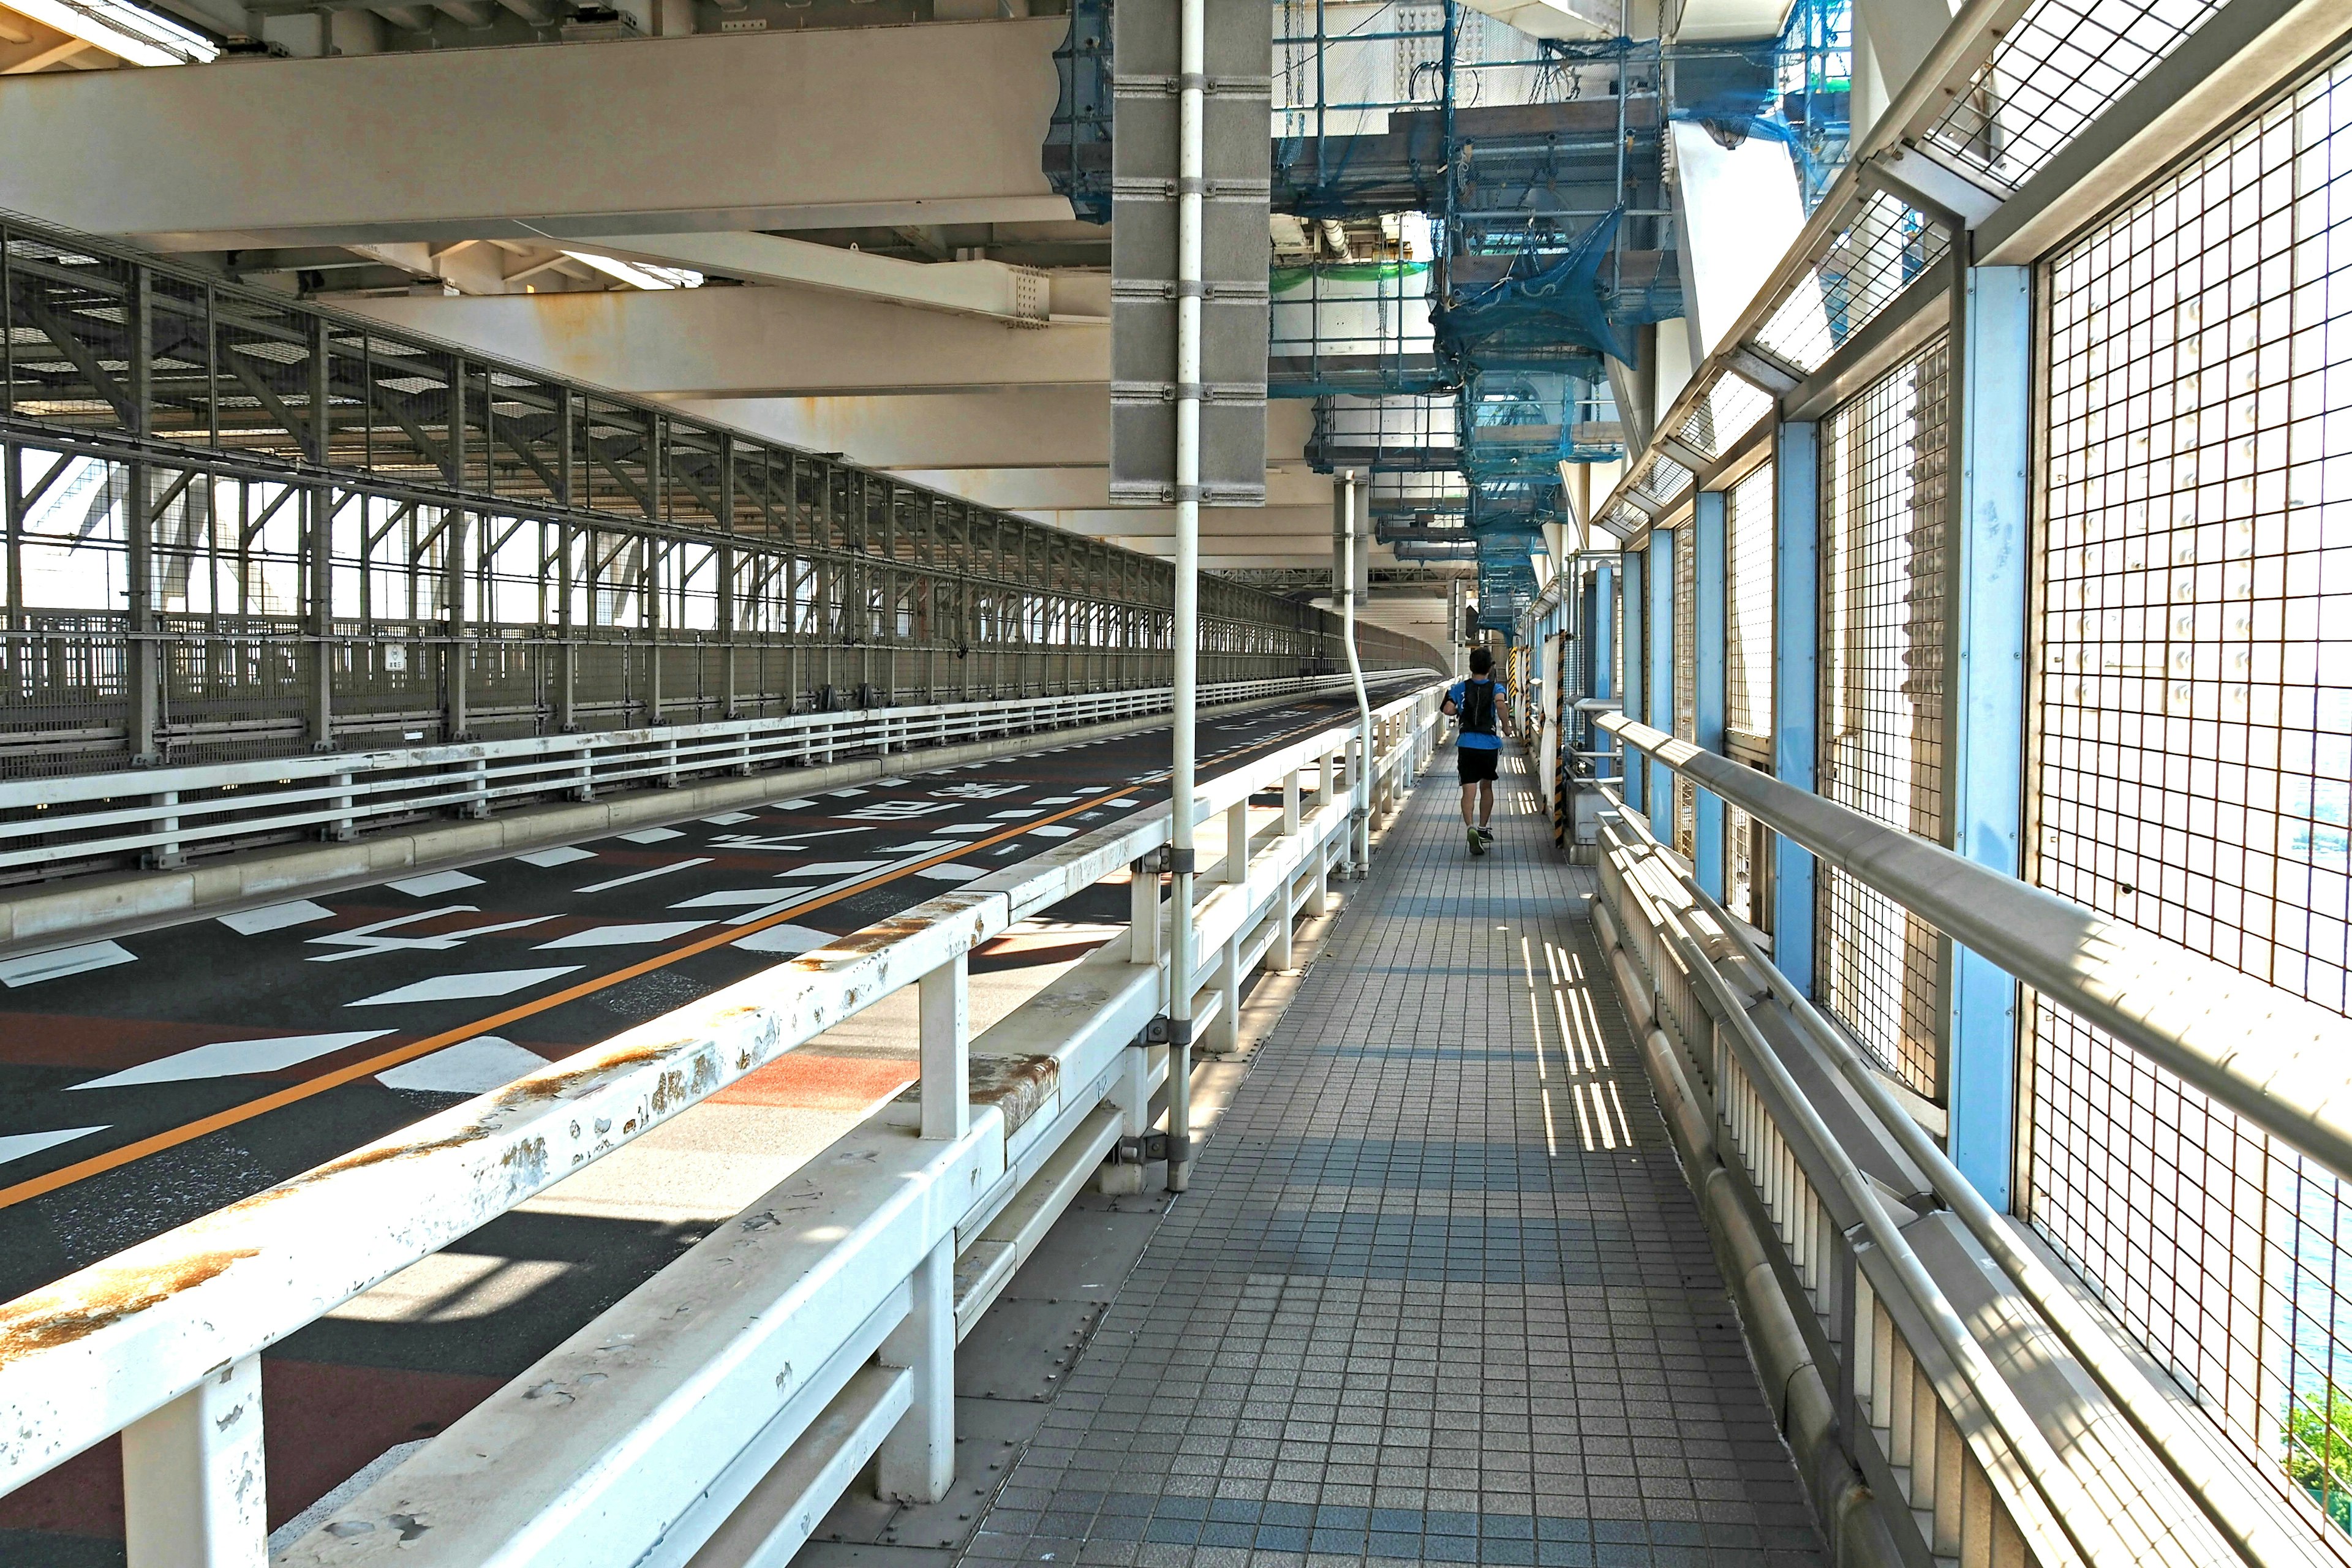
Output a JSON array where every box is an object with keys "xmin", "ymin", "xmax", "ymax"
[{"xmin": 0, "ymin": 682, "xmax": 1416, "ymax": 1308}]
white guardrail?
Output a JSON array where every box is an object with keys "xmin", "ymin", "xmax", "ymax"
[
  {"xmin": 1589, "ymin": 720, "xmax": 2348, "ymax": 1568},
  {"xmin": 0, "ymin": 676, "xmax": 1403, "ymax": 880},
  {"xmin": 0, "ymin": 680, "xmax": 1447, "ymax": 1568}
]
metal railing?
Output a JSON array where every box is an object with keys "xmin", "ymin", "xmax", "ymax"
[
  {"xmin": 1, "ymin": 210, "xmax": 1442, "ymax": 775},
  {"xmin": 1597, "ymin": 710, "xmax": 2352, "ymax": 1566},
  {"xmin": 0, "ymin": 680, "xmax": 1447, "ymax": 1568},
  {"xmin": 0, "ymin": 672, "xmax": 1405, "ymax": 885}
]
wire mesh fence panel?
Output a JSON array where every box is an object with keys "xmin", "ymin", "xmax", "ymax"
[
  {"xmin": 1755, "ymin": 192, "xmax": 1953, "ymax": 374},
  {"xmin": 1722, "ymin": 459, "xmax": 1777, "ymax": 924},
  {"xmin": 1925, "ymin": 0, "xmax": 2229, "ymax": 193},
  {"xmin": 1673, "ymin": 519, "xmax": 1697, "ymax": 857},
  {"xmin": 2028, "ymin": 46, "xmax": 2352, "ymax": 1552},
  {"xmin": 1817, "ymin": 335, "xmax": 1950, "ymax": 1099},
  {"xmin": 1726, "ymin": 460, "xmax": 1777, "ymax": 742}
]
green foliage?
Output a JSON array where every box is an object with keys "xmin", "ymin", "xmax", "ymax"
[{"xmin": 2286, "ymin": 1389, "xmax": 2352, "ymax": 1533}]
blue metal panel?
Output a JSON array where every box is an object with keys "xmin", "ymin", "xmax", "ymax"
[
  {"xmin": 1591, "ymin": 563, "xmax": 1615, "ymax": 703},
  {"xmin": 1693, "ymin": 491, "xmax": 1727, "ymax": 898},
  {"xmin": 1648, "ymin": 529, "xmax": 1675, "ymax": 845},
  {"xmin": 1771, "ymin": 421, "xmax": 1819, "ymax": 995},
  {"xmin": 1620, "ymin": 551, "xmax": 1646, "ymax": 811},
  {"xmin": 1948, "ymin": 266, "xmax": 2032, "ymax": 1209}
]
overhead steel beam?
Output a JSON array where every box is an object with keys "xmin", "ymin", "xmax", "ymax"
[
  {"xmin": 0, "ymin": 20, "xmax": 1076, "ymax": 248},
  {"xmin": 336, "ymin": 286, "xmax": 1109, "ymax": 396},
  {"xmin": 660, "ymin": 393, "xmax": 1322, "ymax": 475},
  {"xmin": 563, "ymin": 233, "xmax": 1103, "ymax": 325}
]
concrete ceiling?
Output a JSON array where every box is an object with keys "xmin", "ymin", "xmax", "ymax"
[{"xmin": 0, "ymin": 10, "xmax": 1451, "ymax": 586}]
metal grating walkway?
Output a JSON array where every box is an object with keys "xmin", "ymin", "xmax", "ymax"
[{"xmin": 963, "ymin": 746, "xmax": 1830, "ymax": 1568}]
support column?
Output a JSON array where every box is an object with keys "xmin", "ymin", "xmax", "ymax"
[
  {"xmin": 554, "ymin": 393, "xmax": 579, "ymax": 731},
  {"xmin": 306, "ymin": 318, "xmax": 335, "ymax": 752},
  {"xmin": 1282, "ymin": 767, "xmax": 1301, "ymax": 835},
  {"xmin": 1771, "ymin": 421, "xmax": 1820, "ymax": 993},
  {"xmin": 1947, "ymin": 266, "xmax": 2031, "ymax": 1207},
  {"xmin": 1646, "ymin": 528, "xmax": 1673, "ymax": 846},
  {"xmin": 121, "ymin": 1355, "xmax": 266, "ymax": 1568},
  {"xmin": 1226, "ymin": 798, "xmax": 1250, "ymax": 884},
  {"xmin": 1619, "ymin": 551, "xmax": 1645, "ymax": 811},
  {"xmin": 1693, "ymin": 490, "xmax": 1727, "ymax": 897},
  {"xmin": 876, "ymin": 1238, "xmax": 956, "ymax": 1504},
  {"xmin": 126, "ymin": 271, "xmax": 160, "ymax": 763},
  {"xmin": 441, "ymin": 510, "xmax": 471, "ymax": 742}
]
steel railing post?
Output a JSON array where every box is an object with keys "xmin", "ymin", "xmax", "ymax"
[
  {"xmin": 918, "ymin": 952, "xmax": 970, "ymax": 1142},
  {"xmin": 121, "ymin": 1354, "xmax": 265, "ymax": 1568},
  {"xmin": 1225, "ymin": 799, "xmax": 1250, "ymax": 885},
  {"xmin": 146, "ymin": 789, "xmax": 183, "ymax": 870},
  {"xmin": 1128, "ymin": 857, "xmax": 1161, "ymax": 968},
  {"xmin": 876, "ymin": 1237, "xmax": 956, "ymax": 1504}
]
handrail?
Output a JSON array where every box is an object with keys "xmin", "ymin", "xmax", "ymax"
[
  {"xmin": 1628, "ymin": 832, "xmax": 2090, "ymax": 1568},
  {"xmin": 1617, "ymin": 818, "xmax": 2332, "ymax": 1568},
  {"xmin": 0, "ymin": 674, "xmax": 1418, "ymax": 884},
  {"xmin": 0, "ymin": 682, "xmax": 1446, "ymax": 1501},
  {"xmin": 1598, "ymin": 711, "xmax": 2352, "ymax": 1189}
]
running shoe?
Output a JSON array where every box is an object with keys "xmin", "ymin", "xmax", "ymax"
[{"xmin": 1468, "ymin": 826, "xmax": 1486, "ymax": 856}]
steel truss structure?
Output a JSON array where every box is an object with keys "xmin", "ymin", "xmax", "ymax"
[{"xmin": 0, "ymin": 215, "xmax": 1434, "ymax": 778}]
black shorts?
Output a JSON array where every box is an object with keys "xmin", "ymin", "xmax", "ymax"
[{"xmin": 1457, "ymin": 746, "xmax": 1499, "ymax": 784}]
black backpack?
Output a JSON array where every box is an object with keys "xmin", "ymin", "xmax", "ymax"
[{"xmin": 1459, "ymin": 679, "xmax": 1496, "ymax": 736}]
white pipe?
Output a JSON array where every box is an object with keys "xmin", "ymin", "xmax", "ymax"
[
  {"xmin": 1341, "ymin": 471, "xmax": 1372, "ymax": 875},
  {"xmin": 1163, "ymin": 0, "xmax": 1205, "ymax": 1193},
  {"xmin": 1648, "ymin": 842, "xmax": 2332, "ymax": 1568}
]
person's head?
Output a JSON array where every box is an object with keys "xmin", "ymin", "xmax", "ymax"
[{"xmin": 1469, "ymin": 647, "xmax": 1493, "ymax": 676}]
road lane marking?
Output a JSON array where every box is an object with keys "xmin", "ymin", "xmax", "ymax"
[{"xmin": 0, "ymin": 697, "xmax": 1387, "ymax": 1210}]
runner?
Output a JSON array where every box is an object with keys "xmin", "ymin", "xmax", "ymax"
[{"xmin": 1441, "ymin": 647, "xmax": 1512, "ymax": 855}]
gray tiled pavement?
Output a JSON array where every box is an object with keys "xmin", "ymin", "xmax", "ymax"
[{"xmin": 960, "ymin": 745, "xmax": 1830, "ymax": 1568}]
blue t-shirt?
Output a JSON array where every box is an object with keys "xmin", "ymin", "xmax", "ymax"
[{"xmin": 1447, "ymin": 677, "xmax": 1508, "ymax": 750}]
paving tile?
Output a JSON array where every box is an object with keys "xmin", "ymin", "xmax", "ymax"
[{"xmin": 959, "ymin": 747, "xmax": 1826, "ymax": 1568}]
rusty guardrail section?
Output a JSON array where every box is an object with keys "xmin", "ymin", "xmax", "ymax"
[{"xmin": 0, "ymin": 680, "xmax": 1446, "ymax": 1568}]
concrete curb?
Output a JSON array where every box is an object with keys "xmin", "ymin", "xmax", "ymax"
[
  {"xmin": 0, "ymin": 690, "xmax": 1335, "ymax": 957},
  {"xmin": 1589, "ymin": 895, "xmax": 1905, "ymax": 1568}
]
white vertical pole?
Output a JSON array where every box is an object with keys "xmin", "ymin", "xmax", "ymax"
[
  {"xmin": 1226, "ymin": 797, "xmax": 1250, "ymax": 884},
  {"xmin": 122, "ymin": 1354, "xmax": 266, "ymax": 1568},
  {"xmin": 876, "ymin": 1237, "xmax": 956, "ymax": 1504},
  {"xmin": 1341, "ymin": 471, "xmax": 1372, "ymax": 875},
  {"xmin": 918, "ymin": 952, "xmax": 968, "ymax": 1141},
  {"xmin": 1163, "ymin": 0, "xmax": 1205, "ymax": 1193}
]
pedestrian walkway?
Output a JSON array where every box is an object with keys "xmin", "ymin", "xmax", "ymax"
[{"xmin": 963, "ymin": 744, "xmax": 1830, "ymax": 1568}]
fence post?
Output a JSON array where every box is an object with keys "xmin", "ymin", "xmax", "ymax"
[
  {"xmin": 1694, "ymin": 489, "xmax": 1727, "ymax": 897},
  {"xmin": 1225, "ymin": 799, "xmax": 1250, "ymax": 884},
  {"xmin": 1947, "ymin": 265, "xmax": 2032, "ymax": 1207},
  {"xmin": 918, "ymin": 951, "xmax": 968, "ymax": 1141},
  {"xmin": 1772, "ymin": 421, "xmax": 1820, "ymax": 995},
  {"xmin": 121, "ymin": 1354, "xmax": 265, "ymax": 1568},
  {"xmin": 328, "ymin": 771, "xmax": 355, "ymax": 842},
  {"xmin": 876, "ymin": 1237, "xmax": 956, "ymax": 1504},
  {"xmin": 1646, "ymin": 527, "xmax": 1675, "ymax": 848},
  {"xmin": 1283, "ymin": 768, "xmax": 1301, "ymax": 836},
  {"xmin": 1128, "ymin": 857, "xmax": 1161, "ymax": 967},
  {"xmin": 145, "ymin": 790, "xmax": 185, "ymax": 870}
]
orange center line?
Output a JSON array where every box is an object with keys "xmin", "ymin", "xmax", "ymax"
[
  {"xmin": 0, "ymin": 786, "xmax": 1134, "ymax": 1213},
  {"xmin": 0, "ymin": 706, "xmax": 1346, "ymax": 1213}
]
